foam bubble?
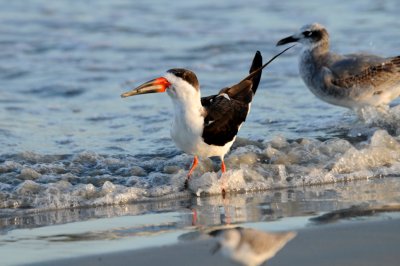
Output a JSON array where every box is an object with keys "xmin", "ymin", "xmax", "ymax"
[{"xmin": 18, "ymin": 168, "xmax": 41, "ymax": 180}]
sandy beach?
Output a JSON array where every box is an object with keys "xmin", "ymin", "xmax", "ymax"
[{"xmin": 30, "ymin": 217, "xmax": 400, "ymax": 266}]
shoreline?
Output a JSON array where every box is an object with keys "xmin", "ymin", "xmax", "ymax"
[
  {"xmin": 29, "ymin": 217, "xmax": 400, "ymax": 266},
  {"xmin": 2, "ymin": 175, "xmax": 399, "ymax": 219}
]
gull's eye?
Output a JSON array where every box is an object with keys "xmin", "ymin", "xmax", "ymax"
[{"xmin": 302, "ymin": 30, "xmax": 312, "ymax": 37}]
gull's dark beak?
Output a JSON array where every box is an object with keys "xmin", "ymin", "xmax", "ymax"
[
  {"xmin": 276, "ymin": 35, "xmax": 299, "ymax": 46},
  {"xmin": 121, "ymin": 77, "xmax": 171, "ymax": 98},
  {"xmin": 210, "ymin": 242, "xmax": 221, "ymax": 255}
]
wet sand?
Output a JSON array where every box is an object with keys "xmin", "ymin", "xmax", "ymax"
[{"xmin": 32, "ymin": 217, "xmax": 400, "ymax": 266}]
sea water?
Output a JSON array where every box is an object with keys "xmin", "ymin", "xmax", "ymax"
[{"xmin": 1, "ymin": 0, "xmax": 400, "ymax": 264}]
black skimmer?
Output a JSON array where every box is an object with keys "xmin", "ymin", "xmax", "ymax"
[
  {"xmin": 277, "ymin": 23, "xmax": 400, "ymax": 111},
  {"xmin": 121, "ymin": 47, "xmax": 293, "ymax": 194}
]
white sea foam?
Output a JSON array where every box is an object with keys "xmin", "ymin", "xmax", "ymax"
[
  {"xmin": 1, "ymin": 125, "xmax": 399, "ymax": 211},
  {"xmin": 190, "ymin": 130, "xmax": 400, "ymax": 195}
]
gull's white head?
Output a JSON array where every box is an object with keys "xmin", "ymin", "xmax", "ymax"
[{"xmin": 277, "ymin": 23, "xmax": 329, "ymax": 50}]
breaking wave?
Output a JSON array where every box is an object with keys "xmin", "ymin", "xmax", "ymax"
[{"xmin": 1, "ymin": 106, "xmax": 399, "ymax": 212}]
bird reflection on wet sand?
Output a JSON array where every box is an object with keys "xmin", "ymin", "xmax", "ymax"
[{"xmin": 210, "ymin": 227, "xmax": 296, "ymax": 266}]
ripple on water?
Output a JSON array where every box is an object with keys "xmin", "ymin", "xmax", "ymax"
[
  {"xmin": 86, "ymin": 114, "xmax": 120, "ymax": 122},
  {"xmin": 24, "ymin": 84, "xmax": 86, "ymax": 98}
]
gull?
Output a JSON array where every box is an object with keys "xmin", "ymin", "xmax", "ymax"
[{"xmin": 277, "ymin": 23, "xmax": 400, "ymax": 111}]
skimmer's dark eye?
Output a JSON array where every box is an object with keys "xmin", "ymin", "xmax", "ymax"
[{"xmin": 302, "ymin": 30, "xmax": 313, "ymax": 37}]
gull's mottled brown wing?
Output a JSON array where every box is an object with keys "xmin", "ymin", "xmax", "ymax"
[{"xmin": 330, "ymin": 55, "xmax": 400, "ymax": 97}]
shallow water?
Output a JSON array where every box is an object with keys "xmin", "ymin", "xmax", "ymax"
[
  {"xmin": 0, "ymin": 0, "xmax": 400, "ymax": 211},
  {"xmin": 1, "ymin": 0, "xmax": 400, "ymax": 228}
]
